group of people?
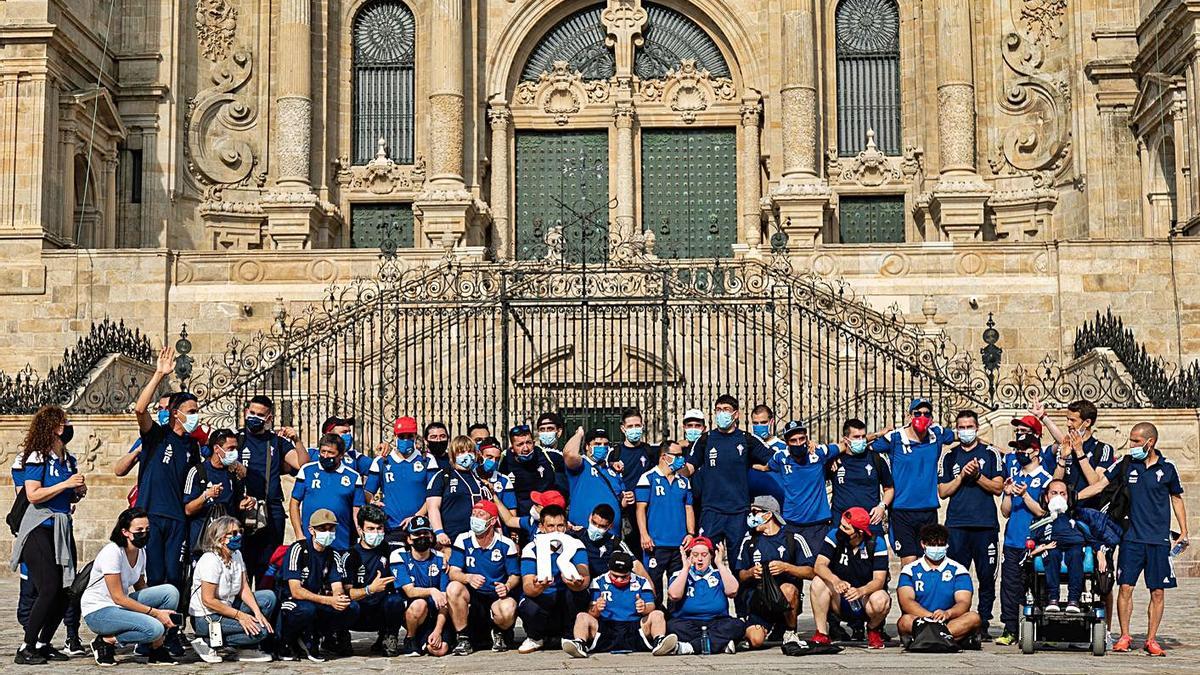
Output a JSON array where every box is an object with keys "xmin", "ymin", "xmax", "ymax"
[{"xmin": 6, "ymin": 345, "xmax": 1189, "ymax": 664}]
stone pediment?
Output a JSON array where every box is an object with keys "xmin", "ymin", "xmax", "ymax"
[
  {"xmin": 512, "ymin": 343, "xmax": 680, "ymax": 388},
  {"xmin": 63, "ymin": 88, "xmax": 128, "ymax": 140}
]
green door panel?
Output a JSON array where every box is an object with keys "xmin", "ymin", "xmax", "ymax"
[{"xmin": 641, "ymin": 127, "xmax": 737, "ymax": 258}]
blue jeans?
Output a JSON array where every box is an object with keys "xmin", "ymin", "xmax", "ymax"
[
  {"xmin": 83, "ymin": 585, "xmax": 179, "ymax": 646},
  {"xmin": 1045, "ymin": 544, "xmax": 1084, "ymax": 603},
  {"xmin": 193, "ymin": 591, "xmax": 278, "ymax": 647}
]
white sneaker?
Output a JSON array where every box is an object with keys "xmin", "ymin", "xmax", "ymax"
[
  {"xmin": 190, "ymin": 638, "xmax": 223, "ymax": 664},
  {"xmin": 235, "ymin": 648, "xmax": 272, "ymax": 663},
  {"xmin": 674, "ymin": 641, "xmax": 694, "ymax": 655},
  {"xmin": 517, "ymin": 637, "xmax": 543, "ymax": 654},
  {"xmin": 724, "ymin": 640, "xmax": 736, "ymax": 654},
  {"xmin": 1045, "ymin": 602, "xmax": 1061, "ymax": 612},
  {"xmin": 783, "ymin": 630, "xmax": 801, "ymax": 645},
  {"xmin": 561, "ymin": 639, "xmax": 588, "ymax": 658},
  {"xmin": 651, "ymin": 634, "xmax": 678, "ymax": 656}
]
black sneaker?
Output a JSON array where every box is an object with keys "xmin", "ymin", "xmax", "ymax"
[
  {"xmin": 275, "ymin": 640, "xmax": 299, "ymax": 662},
  {"xmin": 401, "ymin": 637, "xmax": 422, "ymax": 657},
  {"xmin": 147, "ymin": 646, "xmax": 179, "ymax": 665},
  {"xmin": 383, "ymin": 632, "xmax": 402, "ymax": 657},
  {"xmin": 163, "ymin": 630, "xmax": 187, "ymax": 658},
  {"xmin": 828, "ymin": 621, "xmax": 852, "ymax": 642},
  {"xmin": 64, "ymin": 636, "xmax": 87, "ymax": 657},
  {"xmin": 452, "ymin": 639, "xmax": 473, "ymax": 656},
  {"xmin": 958, "ymin": 632, "xmax": 982, "ymax": 651},
  {"xmin": 298, "ymin": 639, "xmax": 324, "ymax": 663},
  {"xmin": 91, "ymin": 637, "xmax": 116, "ymax": 667},
  {"xmin": 850, "ymin": 623, "xmax": 866, "ymax": 642},
  {"xmin": 14, "ymin": 647, "xmax": 47, "ymax": 665},
  {"xmin": 370, "ymin": 632, "xmax": 385, "ymax": 655},
  {"xmin": 561, "ymin": 639, "xmax": 589, "ymax": 658},
  {"xmin": 334, "ymin": 630, "xmax": 353, "ymax": 657},
  {"xmin": 491, "ymin": 629, "xmax": 508, "ymax": 653},
  {"xmin": 37, "ymin": 645, "xmax": 68, "ymax": 662}
]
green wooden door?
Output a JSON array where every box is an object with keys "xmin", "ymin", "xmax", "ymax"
[
  {"xmin": 515, "ymin": 130, "xmax": 610, "ymax": 263},
  {"xmin": 838, "ymin": 196, "xmax": 905, "ymax": 243},
  {"xmin": 350, "ymin": 203, "xmax": 414, "ymax": 249},
  {"xmin": 641, "ymin": 127, "xmax": 737, "ymax": 258}
]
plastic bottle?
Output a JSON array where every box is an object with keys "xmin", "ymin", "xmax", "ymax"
[
  {"xmin": 848, "ymin": 598, "xmax": 864, "ymax": 613},
  {"xmin": 700, "ymin": 625, "xmax": 711, "ymax": 655},
  {"xmin": 1170, "ymin": 540, "xmax": 1189, "ymax": 558}
]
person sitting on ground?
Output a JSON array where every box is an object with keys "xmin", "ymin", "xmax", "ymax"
[
  {"xmin": 342, "ymin": 505, "xmax": 403, "ymax": 656},
  {"xmin": 896, "ymin": 524, "xmax": 982, "ymax": 648},
  {"xmin": 810, "ymin": 507, "xmax": 891, "ymax": 649},
  {"xmin": 734, "ymin": 495, "xmax": 806, "ymax": 648},
  {"xmin": 276, "ymin": 508, "xmax": 360, "ymax": 662},
  {"xmin": 187, "ymin": 516, "xmax": 275, "ymax": 663},
  {"xmin": 665, "ymin": 537, "xmax": 745, "ymax": 655},
  {"xmin": 390, "ymin": 515, "xmax": 451, "ymax": 657},
  {"xmin": 515, "ymin": 503, "xmax": 591, "ymax": 654},
  {"xmin": 447, "ymin": 500, "xmax": 521, "ymax": 654},
  {"xmin": 562, "ymin": 550, "xmax": 678, "ymax": 658}
]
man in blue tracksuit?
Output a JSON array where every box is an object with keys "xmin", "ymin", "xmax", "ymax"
[
  {"xmin": 938, "ymin": 409, "xmax": 1004, "ymax": 637},
  {"xmin": 768, "ymin": 420, "xmax": 835, "ymax": 567},
  {"xmin": 684, "ymin": 395, "xmax": 774, "ymax": 551}
]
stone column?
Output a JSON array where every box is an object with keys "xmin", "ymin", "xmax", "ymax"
[
  {"xmin": 60, "ymin": 131, "xmax": 75, "ymax": 240},
  {"xmin": 488, "ymin": 102, "xmax": 511, "ymax": 259},
  {"xmin": 276, "ymin": 0, "xmax": 312, "ymax": 187},
  {"xmin": 930, "ymin": 0, "xmax": 990, "ymax": 241},
  {"xmin": 740, "ymin": 99, "xmax": 762, "ymax": 249},
  {"xmin": 613, "ymin": 101, "xmax": 636, "ymax": 246},
  {"xmin": 103, "ymin": 154, "xmax": 118, "ymax": 248}
]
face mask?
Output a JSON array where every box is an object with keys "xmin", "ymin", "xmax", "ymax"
[
  {"xmin": 395, "ymin": 438, "xmax": 416, "ymax": 456},
  {"xmin": 245, "ymin": 414, "xmax": 266, "ymax": 434},
  {"xmin": 609, "ymin": 575, "xmax": 630, "ymax": 588},
  {"xmin": 427, "ymin": 440, "xmax": 448, "ymax": 456},
  {"xmin": 1048, "ymin": 495, "xmax": 1068, "ymax": 514},
  {"xmin": 58, "ymin": 425, "xmax": 74, "ymax": 445},
  {"xmin": 156, "ymin": 409, "xmax": 171, "ymax": 426},
  {"xmin": 591, "ymin": 445, "xmax": 610, "ymax": 462},
  {"xmin": 714, "ymin": 411, "xmax": 734, "ymax": 430},
  {"xmin": 752, "ymin": 424, "xmax": 770, "ymax": 439},
  {"xmin": 957, "ymin": 428, "xmax": 978, "ymax": 445},
  {"xmin": 340, "ymin": 433, "xmax": 354, "ymax": 453},
  {"xmin": 456, "ymin": 453, "xmax": 476, "ymax": 471},
  {"xmin": 470, "ymin": 516, "xmax": 490, "ymax": 534},
  {"xmin": 226, "ymin": 534, "xmax": 243, "ymax": 551},
  {"xmin": 481, "ymin": 458, "xmax": 498, "ymax": 474},
  {"xmin": 924, "ymin": 545, "xmax": 947, "ymax": 562},
  {"xmin": 849, "ymin": 438, "xmax": 868, "ymax": 455},
  {"xmin": 746, "ymin": 513, "xmax": 766, "ymax": 529},
  {"xmin": 314, "ymin": 530, "xmax": 336, "ymax": 547},
  {"xmin": 1011, "ymin": 431, "xmax": 1035, "ymax": 450},
  {"xmin": 219, "ymin": 449, "xmax": 238, "ymax": 467},
  {"xmin": 363, "ymin": 532, "xmax": 385, "ymax": 548},
  {"xmin": 624, "ymin": 426, "xmax": 643, "ymax": 443},
  {"xmin": 1129, "ymin": 444, "xmax": 1149, "ymax": 461},
  {"xmin": 182, "ymin": 413, "xmax": 200, "ymax": 433},
  {"xmin": 788, "ymin": 444, "xmax": 807, "ymax": 458},
  {"xmin": 669, "ymin": 455, "xmax": 685, "ymax": 472},
  {"xmin": 130, "ymin": 531, "xmax": 150, "ymax": 549},
  {"xmin": 587, "ymin": 524, "xmax": 607, "ymax": 541},
  {"xmin": 319, "ymin": 456, "xmax": 340, "ymax": 472},
  {"xmin": 538, "ymin": 431, "xmax": 558, "ymax": 447},
  {"xmin": 684, "ymin": 428, "xmax": 702, "ymax": 443},
  {"xmin": 911, "ymin": 416, "xmax": 932, "ymax": 436},
  {"xmin": 516, "ymin": 449, "xmax": 535, "ymax": 463},
  {"xmin": 1020, "ymin": 449, "xmax": 1039, "ymax": 466},
  {"xmin": 411, "ymin": 537, "xmax": 433, "ymax": 552}
]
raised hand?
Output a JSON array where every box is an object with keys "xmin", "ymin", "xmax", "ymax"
[{"xmin": 155, "ymin": 346, "xmax": 176, "ymax": 376}]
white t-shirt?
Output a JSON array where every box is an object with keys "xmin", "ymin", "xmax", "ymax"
[
  {"xmin": 80, "ymin": 542, "xmax": 146, "ymax": 619},
  {"xmin": 188, "ymin": 551, "xmax": 247, "ymax": 617}
]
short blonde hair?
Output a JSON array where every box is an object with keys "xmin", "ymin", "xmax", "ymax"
[
  {"xmin": 199, "ymin": 516, "xmax": 241, "ymax": 554},
  {"xmin": 449, "ymin": 435, "xmax": 476, "ymax": 461}
]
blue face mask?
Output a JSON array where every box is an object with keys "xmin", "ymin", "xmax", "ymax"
[
  {"xmin": 746, "ymin": 513, "xmax": 766, "ymax": 529},
  {"xmin": 219, "ymin": 449, "xmax": 238, "ymax": 467},
  {"xmin": 752, "ymin": 423, "xmax": 771, "ymax": 439},
  {"xmin": 516, "ymin": 449, "xmax": 535, "ymax": 463},
  {"xmin": 1129, "ymin": 444, "xmax": 1149, "ymax": 461},
  {"xmin": 226, "ymin": 534, "xmax": 243, "ymax": 551},
  {"xmin": 538, "ymin": 431, "xmax": 558, "ymax": 447},
  {"xmin": 314, "ymin": 531, "xmax": 336, "ymax": 547},
  {"xmin": 363, "ymin": 532, "xmax": 385, "ymax": 548},
  {"xmin": 849, "ymin": 438, "xmax": 868, "ymax": 455},
  {"xmin": 456, "ymin": 453, "xmax": 476, "ymax": 471},
  {"xmin": 592, "ymin": 445, "xmax": 610, "ymax": 462},
  {"xmin": 395, "ymin": 438, "xmax": 416, "ymax": 456},
  {"xmin": 715, "ymin": 411, "xmax": 735, "ymax": 430},
  {"xmin": 340, "ymin": 433, "xmax": 354, "ymax": 453},
  {"xmin": 156, "ymin": 409, "xmax": 171, "ymax": 426},
  {"xmin": 182, "ymin": 413, "xmax": 201, "ymax": 433},
  {"xmin": 684, "ymin": 428, "xmax": 702, "ymax": 443},
  {"xmin": 669, "ymin": 455, "xmax": 686, "ymax": 472},
  {"xmin": 624, "ymin": 427, "xmax": 643, "ymax": 443},
  {"xmin": 587, "ymin": 524, "xmax": 607, "ymax": 541},
  {"xmin": 470, "ymin": 516, "xmax": 490, "ymax": 534},
  {"xmin": 924, "ymin": 545, "xmax": 947, "ymax": 562},
  {"xmin": 481, "ymin": 458, "xmax": 498, "ymax": 474},
  {"xmin": 245, "ymin": 414, "xmax": 266, "ymax": 434}
]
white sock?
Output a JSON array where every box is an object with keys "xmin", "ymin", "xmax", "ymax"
[{"xmin": 676, "ymin": 642, "xmax": 694, "ymax": 655}]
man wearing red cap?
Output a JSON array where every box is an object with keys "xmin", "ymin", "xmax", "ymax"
[
  {"xmin": 363, "ymin": 416, "xmax": 429, "ymax": 545},
  {"xmin": 447, "ymin": 500, "xmax": 521, "ymax": 654},
  {"xmin": 810, "ymin": 507, "xmax": 891, "ymax": 648},
  {"xmin": 665, "ymin": 537, "xmax": 745, "ymax": 654}
]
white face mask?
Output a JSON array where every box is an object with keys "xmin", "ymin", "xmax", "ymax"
[
  {"xmin": 1048, "ymin": 495, "xmax": 1068, "ymax": 515},
  {"xmin": 313, "ymin": 530, "xmax": 336, "ymax": 547}
]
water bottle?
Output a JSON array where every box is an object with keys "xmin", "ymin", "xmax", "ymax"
[
  {"xmin": 1170, "ymin": 540, "xmax": 1189, "ymax": 558},
  {"xmin": 848, "ymin": 598, "xmax": 864, "ymax": 613},
  {"xmin": 207, "ymin": 614, "xmax": 224, "ymax": 648},
  {"xmin": 700, "ymin": 625, "xmax": 711, "ymax": 655}
]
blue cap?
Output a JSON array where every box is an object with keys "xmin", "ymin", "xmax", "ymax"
[
  {"xmin": 780, "ymin": 420, "xmax": 808, "ymax": 438},
  {"xmin": 909, "ymin": 397, "xmax": 932, "ymax": 412}
]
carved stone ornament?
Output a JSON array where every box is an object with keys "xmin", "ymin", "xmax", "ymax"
[
  {"xmin": 197, "ymin": 0, "xmax": 238, "ymax": 62},
  {"xmin": 637, "ymin": 59, "xmax": 736, "ymax": 123},
  {"xmin": 825, "ymin": 130, "xmax": 924, "ymax": 187},
  {"xmin": 184, "ymin": 50, "xmax": 265, "ymax": 201},
  {"xmin": 514, "ymin": 61, "xmax": 611, "ymax": 125},
  {"xmin": 335, "ymin": 140, "xmax": 427, "ymax": 196}
]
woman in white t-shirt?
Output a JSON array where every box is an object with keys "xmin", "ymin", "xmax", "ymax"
[
  {"xmin": 80, "ymin": 507, "xmax": 182, "ymax": 666},
  {"xmin": 188, "ymin": 516, "xmax": 276, "ymax": 663}
]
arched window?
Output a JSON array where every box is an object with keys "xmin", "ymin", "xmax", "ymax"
[
  {"xmin": 835, "ymin": 0, "xmax": 900, "ymax": 156},
  {"xmin": 352, "ymin": 1, "xmax": 416, "ymax": 165},
  {"xmin": 1159, "ymin": 137, "xmax": 1178, "ymax": 226},
  {"xmin": 635, "ymin": 2, "xmax": 730, "ymax": 79},
  {"xmin": 521, "ymin": 6, "xmax": 614, "ymax": 81}
]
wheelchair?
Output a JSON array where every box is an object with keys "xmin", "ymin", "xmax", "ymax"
[{"xmin": 1019, "ymin": 545, "xmax": 1110, "ymax": 656}]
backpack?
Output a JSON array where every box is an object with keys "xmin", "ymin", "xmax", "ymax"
[
  {"xmin": 6, "ymin": 488, "xmax": 30, "ymax": 536},
  {"xmin": 781, "ymin": 640, "xmax": 844, "ymax": 656},
  {"xmin": 745, "ymin": 530, "xmax": 801, "ymax": 619},
  {"xmin": 906, "ymin": 617, "xmax": 960, "ymax": 653},
  {"xmin": 67, "ymin": 560, "xmax": 96, "ymax": 599},
  {"xmin": 1098, "ymin": 456, "xmax": 1132, "ymax": 527},
  {"xmin": 259, "ymin": 544, "xmax": 296, "ymax": 591}
]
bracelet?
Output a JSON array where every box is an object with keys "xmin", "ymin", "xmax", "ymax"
[
  {"xmin": 435, "ymin": 529, "xmax": 445, "ymax": 535},
  {"xmin": 365, "ymin": 586, "xmax": 373, "ymax": 597}
]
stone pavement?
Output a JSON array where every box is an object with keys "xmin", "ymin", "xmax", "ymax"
[{"xmin": 2, "ymin": 575, "xmax": 1197, "ymax": 673}]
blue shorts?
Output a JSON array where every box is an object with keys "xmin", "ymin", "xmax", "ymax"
[
  {"xmin": 837, "ymin": 598, "xmax": 869, "ymax": 621},
  {"xmin": 1118, "ymin": 541, "xmax": 1176, "ymax": 590},
  {"xmin": 786, "ymin": 522, "xmax": 829, "ymax": 567},
  {"xmin": 889, "ymin": 509, "xmax": 938, "ymax": 559}
]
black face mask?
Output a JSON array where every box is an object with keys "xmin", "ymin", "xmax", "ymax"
[
  {"xmin": 788, "ymin": 443, "xmax": 807, "ymax": 458},
  {"xmin": 1010, "ymin": 431, "xmax": 1035, "ymax": 451},
  {"xmin": 426, "ymin": 440, "xmax": 448, "ymax": 456},
  {"xmin": 319, "ymin": 456, "xmax": 340, "ymax": 472},
  {"xmin": 1019, "ymin": 450, "xmax": 1039, "ymax": 466},
  {"xmin": 411, "ymin": 537, "xmax": 433, "ymax": 552},
  {"xmin": 130, "ymin": 531, "xmax": 150, "ymax": 549},
  {"xmin": 59, "ymin": 425, "xmax": 74, "ymax": 445},
  {"xmin": 245, "ymin": 415, "xmax": 267, "ymax": 434}
]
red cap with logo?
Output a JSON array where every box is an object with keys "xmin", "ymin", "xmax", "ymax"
[
  {"xmin": 531, "ymin": 490, "xmax": 566, "ymax": 508},
  {"xmin": 473, "ymin": 500, "xmax": 499, "ymax": 518},
  {"xmin": 842, "ymin": 506, "xmax": 872, "ymax": 533},
  {"xmin": 393, "ymin": 416, "xmax": 418, "ymax": 435},
  {"xmin": 686, "ymin": 535, "xmax": 714, "ymax": 552},
  {"xmin": 1010, "ymin": 414, "xmax": 1043, "ymax": 437}
]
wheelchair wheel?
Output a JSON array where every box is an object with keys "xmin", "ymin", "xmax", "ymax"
[
  {"xmin": 1019, "ymin": 618, "xmax": 1036, "ymax": 654},
  {"xmin": 1091, "ymin": 621, "xmax": 1106, "ymax": 656}
]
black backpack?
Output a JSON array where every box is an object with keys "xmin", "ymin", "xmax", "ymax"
[
  {"xmin": 6, "ymin": 489, "xmax": 29, "ymax": 536},
  {"xmin": 1098, "ymin": 456, "xmax": 1132, "ymax": 527},
  {"xmin": 745, "ymin": 530, "xmax": 801, "ymax": 619},
  {"xmin": 906, "ymin": 617, "xmax": 960, "ymax": 653}
]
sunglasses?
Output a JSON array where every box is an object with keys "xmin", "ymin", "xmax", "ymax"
[
  {"xmin": 911, "ymin": 411, "xmax": 932, "ymax": 418},
  {"xmin": 509, "ymin": 424, "xmax": 531, "ymax": 436}
]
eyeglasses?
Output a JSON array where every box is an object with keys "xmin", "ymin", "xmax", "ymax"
[
  {"xmin": 912, "ymin": 411, "xmax": 933, "ymax": 418},
  {"xmin": 509, "ymin": 424, "xmax": 531, "ymax": 436}
]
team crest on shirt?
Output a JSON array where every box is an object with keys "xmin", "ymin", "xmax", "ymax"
[
  {"xmin": 630, "ymin": 578, "xmax": 642, "ymax": 591},
  {"xmin": 706, "ymin": 574, "xmax": 719, "ymax": 588},
  {"xmin": 538, "ymin": 467, "xmax": 545, "ymax": 477},
  {"xmin": 808, "ymin": 453, "xmax": 819, "ymax": 464},
  {"xmin": 1156, "ymin": 470, "xmax": 1164, "ymax": 482},
  {"xmin": 777, "ymin": 545, "xmax": 786, "ymax": 557},
  {"xmin": 1128, "ymin": 471, "xmax": 1138, "ymax": 484},
  {"xmin": 450, "ymin": 478, "xmax": 459, "ymax": 491},
  {"xmin": 1030, "ymin": 478, "xmax": 1042, "ymax": 488},
  {"xmin": 942, "ymin": 570, "xmax": 953, "ymax": 582},
  {"xmin": 414, "ymin": 462, "xmax": 424, "ymax": 472},
  {"xmin": 491, "ymin": 549, "xmax": 503, "ymax": 562},
  {"xmin": 340, "ymin": 475, "xmax": 351, "ymax": 487},
  {"xmin": 648, "ymin": 557, "xmax": 658, "ymax": 568},
  {"xmin": 737, "ymin": 444, "xmax": 745, "ymax": 456},
  {"xmin": 429, "ymin": 564, "xmax": 440, "ymax": 576}
]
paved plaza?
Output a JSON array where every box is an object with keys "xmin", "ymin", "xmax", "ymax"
[{"xmin": 2, "ymin": 576, "xmax": 1197, "ymax": 673}]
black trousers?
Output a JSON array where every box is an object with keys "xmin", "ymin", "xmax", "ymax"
[
  {"xmin": 20, "ymin": 527, "xmax": 71, "ymax": 647},
  {"xmin": 244, "ymin": 506, "xmax": 285, "ymax": 586},
  {"xmin": 644, "ymin": 547, "xmax": 684, "ymax": 611},
  {"xmin": 18, "ymin": 575, "xmax": 80, "ymax": 640},
  {"xmin": 999, "ymin": 545, "xmax": 1026, "ymax": 634},
  {"xmin": 516, "ymin": 592, "xmax": 578, "ymax": 641},
  {"xmin": 667, "ymin": 616, "xmax": 746, "ymax": 653}
]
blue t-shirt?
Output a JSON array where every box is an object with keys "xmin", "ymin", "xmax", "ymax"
[
  {"xmin": 828, "ymin": 452, "xmax": 893, "ymax": 535},
  {"xmin": 615, "ymin": 443, "xmax": 657, "ymax": 491},
  {"xmin": 21, "ymin": 451, "xmax": 78, "ymax": 526},
  {"xmin": 448, "ymin": 531, "xmax": 519, "ymax": 594},
  {"xmin": 136, "ymin": 425, "xmax": 199, "ymax": 521},
  {"xmin": 571, "ymin": 529, "xmax": 624, "ymax": 576},
  {"xmin": 871, "ymin": 425, "xmax": 955, "ymax": 511},
  {"xmin": 10, "ymin": 456, "xmax": 28, "ymax": 574},
  {"xmin": 939, "ymin": 444, "xmax": 1004, "ymax": 529},
  {"xmin": 426, "ymin": 468, "xmax": 487, "ymax": 540},
  {"xmin": 279, "ymin": 540, "xmax": 344, "ymax": 600},
  {"xmin": 1106, "ymin": 455, "xmax": 1184, "ymax": 545},
  {"xmin": 1002, "ymin": 454, "xmax": 1053, "ymax": 549},
  {"xmin": 566, "ymin": 456, "xmax": 624, "ymax": 532},
  {"xmin": 1053, "ymin": 437, "xmax": 1116, "ymax": 509},
  {"xmin": 239, "ymin": 431, "xmax": 295, "ymax": 504},
  {"xmin": 898, "ymin": 558, "xmax": 974, "ymax": 612},
  {"xmin": 818, "ymin": 528, "xmax": 889, "ymax": 587},
  {"xmin": 183, "ymin": 462, "xmax": 236, "ymax": 546},
  {"xmin": 390, "ymin": 549, "xmax": 448, "ymax": 593},
  {"xmin": 686, "ymin": 429, "xmax": 774, "ymax": 515},
  {"xmin": 591, "ymin": 572, "xmax": 655, "ymax": 623},
  {"xmin": 748, "ymin": 438, "xmax": 787, "ymax": 502},
  {"xmin": 670, "ymin": 567, "xmax": 730, "ymax": 620},
  {"xmin": 364, "ymin": 452, "xmax": 430, "ymax": 529},
  {"xmin": 733, "ymin": 527, "xmax": 805, "ymax": 578},
  {"xmin": 519, "ymin": 538, "xmax": 588, "ymax": 597},
  {"xmin": 769, "ymin": 443, "xmax": 836, "ymax": 525},
  {"xmin": 635, "ymin": 467, "xmax": 693, "ymax": 547},
  {"xmin": 499, "ymin": 448, "xmax": 562, "ymax": 512},
  {"xmin": 307, "ymin": 447, "xmax": 372, "ymax": 486},
  {"xmin": 291, "ymin": 461, "xmax": 364, "ymax": 550}
]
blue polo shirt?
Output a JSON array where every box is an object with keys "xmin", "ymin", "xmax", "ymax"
[
  {"xmin": 345, "ymin": 543, "xmax": 394, "ymax": 598},
  {"xmin": 390, "ymin": 549, "xmax": 447, "ymax": 592},
  {"xmin": 571, "ymin": 529, "xmax": 624, "ymax": 576},
  {"xmin": 21, "ymin": 451, "xmax": 78, "ymax": 526},
  {"xmin": 1002, "ymin": 454, "xmax": 1053, "ymax": 549},
  {"xmin": 670, "ymin": 567, "xmax": 730, "ymax": 620},
  {"xmin": 769, "ymin": 443, "xmax": 837, "ymax": 525},
  {"xmin": 1106, "ymin": 454, "xmax": 1184, "ymax": 545},
  {"xmin": 734, "ymin": 527, "xmax": 805, "ymax": 576},
  {"xmin": 748, "ymin": 438, "xmax": 787, "ymax": 502},
  {"xmin": 425, "ymin": 468, "xmax": 486, "ymax": 539},
  {"xmin": 136, "ymin": 425, "xmax": 199, "ymax": 521},
  {"xmin": 871, "ymin": 425, "xmax": 955, "ymax": 511},
  {"xmin": 615, "ymin": 442, "xmax": 657, "ymax": 491},
  {"xmin": 591, "ymin": 572, "xmax": 656, "ymax": 623},
  {"xmin": 898, "ymin": 558, "xmax": 973, "ymax": 612},
  {"xmin": 1052, "ymin": 437, "xmax": 1116, "ymax": 508},
  {"xmin": 364, "ymin": 451, "xmax": 430, "ymax": 529},
  {"xmin": 519, "ymin": 539, "xmax": 588, "ymax": 597},
  {"xmin": 307, "ymin": 447, "xmax": 372, "ymax": 486},
  {"xmin": 939, "ymin": 443, "xmax": 1004, "ymax": 529},
  {"xmin": 239, "ymin": 430, "xmax": 294, "ymax": 505},
  {"xmin": 448, "ymin": 531, "xmax": 519, "ymax": 595},
  {"xmin": 279, "ymin": 540, "xmax": 344, "ymax": 600},
  {"xmin": 291, "ymin": 461, "xmax": 364, "ymax": 550},
  {"xmin": 828, "ymin": 452, "xmax": 893, "ymax": 536},
  {"xmin": 818, "ymin": 528, "xmax": 889, "ymax": 586},
  {"xmin": 686, "ymin": 429, "xmax": 774, "ymax": 515},
  {"xmin": 566, "ymin": 456, "xmax": 624, "ymax": 532},
  {"xmin": 479, "ymin": 469, "xmax": 519, "ymax": 510},
  {"xmin": 635, "ymin": 467, "xmax": 693, "ymax": 547}
]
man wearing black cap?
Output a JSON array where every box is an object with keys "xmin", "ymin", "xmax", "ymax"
[
  {"xmin": 535, "ymin": 411, "xmax": 570, "ymax": 496},
  {"xmin": 390, "ymin": 515, "xmax": 451, "ymax": 657},
  {"xmin": 563, "ymin": 550, "xmax": 678, "ymax": 658},
  {"xmin": 565, "ymin": 427, "xmax": 632, "ymax": 535},
  {"xmin": 306, "ymin": 416, "xmax": 371, "ymax": 485}
]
